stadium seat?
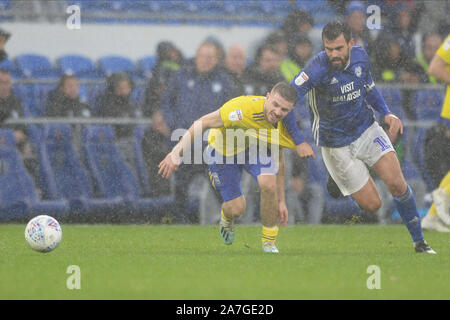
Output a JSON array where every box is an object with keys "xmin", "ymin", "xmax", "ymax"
[
  {"xmin": 412, "ymin": 89, "xmax": 444, "ymax": 121},
  {"xmin": 379, "ymin": 88, "xmax": 404, "ymax": 118},
  {"xmin": 81, "ymin": 125, "xmax": 173, "ymax": 218},
  {"xmin": 97, "ymin": 55, "xmax": 137, "ymax": 77},
  {"xmin": 137, "ymin": 56, "xmax": 156, "ymax": 78},
  {"xmin": 14, "ymin": 54, "xmax": 59, "ymax": 78},
  {"xmin": 133, "ymin": 125, "xmax": 152, "ymax": 197},
  {"xmin": 30, "ymin": 82, "xmax": 58, "ymax": 116},
  {"xmin": 37, "ymin": 124, "xmax": 127, "ymax": 216},
  {"xmin": 56, "ymin": 54, "xmax": 101, "ymax": 78},
  {"xmin": 0, "ymin": 57, "xmax": 24, "ymax": 78},
  {"xmin": 12, "ymin": 82, "xmax": 33, "ymax": 115},
  {"xmin": 0, "ymin": 129, "xmax": 69, "ymax": 221},
  {"xmin": 130, "ymin": 83, "xmax": 146, "ymax": 105}
]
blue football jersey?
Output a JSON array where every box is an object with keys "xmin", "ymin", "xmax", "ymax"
[{"xmin": 290, "ymin": 45, "xmax": 377, "ymax": 147}]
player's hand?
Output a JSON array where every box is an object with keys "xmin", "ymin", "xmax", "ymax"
[
  {"xmin": 278, "ymin": 201, "xmax": 288, "ymax": 227},
  {"xmin": 296, "ymin": 142, "xmax": 315, "ymax": 159},
  {"xmin": 158, "ymin": 152, "xmax": 181, "ymax": 179},
  {"xmin": 384, "ymin": 113, "xmax": 403, "ymax": 137}
]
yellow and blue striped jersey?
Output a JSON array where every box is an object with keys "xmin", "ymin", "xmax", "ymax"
[{"xmin": 207, "ymin": 95, "xmax": 296, "ymax": 156}]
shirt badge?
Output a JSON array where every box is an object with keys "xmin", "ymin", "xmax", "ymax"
[
  {"xmin": 229, "ymin": 109, "xmax": 243, "ymax": 122},
  {"xmin": 295, "ymin": 71, "xmax": 309, "ymax": 86}
]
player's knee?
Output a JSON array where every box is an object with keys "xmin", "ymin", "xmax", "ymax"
[
  {"xmin": 258, "ymin": 177, "xmax": 277, "ymax": 195},
  {"xmin": 385, "ymin": 179, "xmax": 407, "ymax": 197},
  {"xmin": 223, "ymin": 198, "xmax": 246, "ymax": 218},
  {"xmin": 364, "ymin": 197, "xmax": 382, "ymax": 213}
]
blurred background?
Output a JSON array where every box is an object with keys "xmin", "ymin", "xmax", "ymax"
[{"xmin": 0, "ymin": 0, "xmax": 448, "ymax": 225}]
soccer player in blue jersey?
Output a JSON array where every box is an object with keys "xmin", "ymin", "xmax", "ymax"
[{"xmin": 284, "ymin": 21, "xmax": 436, "ymax": 254}]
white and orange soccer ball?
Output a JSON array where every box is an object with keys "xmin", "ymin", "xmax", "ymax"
[{"xmin": 25, "ymin": 215, "xmax": 62, "ymax": 253}]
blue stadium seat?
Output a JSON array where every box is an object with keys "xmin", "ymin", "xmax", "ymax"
[
  {"xmin": 56, "ymin": 54, "xmax": 101, "ymax": 78},
  {"xmin": 0, "ymin": 0, "xmax": 12, "ymax": 10},
  {"xmin": 412, "ymin": 89, "xmax": 444, "ymax": 121},
  {"xmin": 82, "ymin": 125, "xmax": 173, "ymax": 217},
  {"xmin": 379, "ymin": 88, "xmax": 404, "ymax": 118},
  {"xmin": 97, "ymin": 55, "xmax": 137, "ymax": 77},
  {"xmin": 85, "ymin": 82, "xmax": 106, "ymax": 113},
  {"xmin": 133, "ymin": 125, "xmax": 151, "ymax": 197},
  {"xmin": 0, "ymin": 129, "xmax": 69, "ymax": 221},
  {"xmin": 15, "ymin": 54, "xmax": 59, "ymax": 78},
  {"xmin": 137, "ymin": 56, "xmax": 156, "ymax": 78},
  {"xmin": 30, "ymin": 82, "xmax": 58, "ymax": 116},
  {"xmin": 12, "ymin": 83, "xmax": 33, "ymax": 114},
  {"xmin": 0, "ymin": 57, "xmax": 24, "ymax": 78},
  {"xmin": 130, "ymin": 83, "xmax": 146, "ymax": 105},
  {"xmin": 38, "ymin": 124, "xmax": 127, "ymax": 216}
]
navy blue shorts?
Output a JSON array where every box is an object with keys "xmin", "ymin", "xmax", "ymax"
[{"xmin": 206, "ymin": 147, "xmax": 279, "ymax": 203}]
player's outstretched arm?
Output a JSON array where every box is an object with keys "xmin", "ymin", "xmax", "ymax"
[{"xmin": 158, "ymin": 110, "xmax": 224, "ymax": 179}]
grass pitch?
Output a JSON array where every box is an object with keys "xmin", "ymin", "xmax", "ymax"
[{"xmin": 0, "ymin": 224, "xmax": 449, "ymax": 300}]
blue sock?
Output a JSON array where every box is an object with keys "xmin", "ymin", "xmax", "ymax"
[{"xmin": 392, "ymin": 185, "xmax": 424, "ymax": 243}]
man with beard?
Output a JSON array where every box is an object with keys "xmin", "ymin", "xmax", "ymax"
[{"xmin": 286, "ymin": 21, "xmax": 435, "ymax": 254}]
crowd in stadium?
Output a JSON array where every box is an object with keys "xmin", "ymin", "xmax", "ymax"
[{"xmin": 0, "ymin": 0, "xmax": 448, "ymax": 225}]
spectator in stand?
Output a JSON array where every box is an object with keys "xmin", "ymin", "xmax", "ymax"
[
  {"xmin": 96, "ymin": 72, "xmax": 142, "ymax": 167},
  {"xmin": 372, "ymin": 35, "xmax": 427, "ymax": 84},
  {"xmin": 0, "ymin": 69, "xmax": 36, "ymax": 179},
  {"xmin": 203, "ymin": 36, "xmax": 226, "ymax": 68},
  {"xmin": 280, "ymin": 35, "xmax": 313, "ymax": 83},
  {"xmin": 345, "ymin": 1, "xmax": 375, "ymax": 55},
  {"xmin": 0, "ymin": 28, "xmax": 10, "ymax": 63},
  {"xmin": 383, "ymin": 2, "xmax": 419, "ymax": 59},
  {"xmin": 160, "ymin": 40, "xmax": 237, "ymax": 223},
  {"xmin": 46, "ymin": 75, "xmax": 91, "ymax": 117},
  {"xmin": 416, "ymin": 33, "xmax": 443, "ymax": 84},
  {"xmin": 281, "ymin": 9, "xmax": 314, "ymax": 50},
  {"xmin": 263, "ymin": 31, "xmax": 288, "ymax": 60},
  {"xmin": 241, "ymin": 44, "xmax": 284, "ymax": 96},
  {"xmin": 141, "ymin": 41, "xmax": 184, "ymax": 197},
  {"xmin": 224, "ymin": 44, "xmax": 247, "ymax": 96}
]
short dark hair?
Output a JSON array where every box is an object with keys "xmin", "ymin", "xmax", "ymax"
[
  {"xmin": 322, "ymin": 21, "xmax": 352, "ymax": 43},
  {"xmin": 271, "ymin": 82, "xmax": 298, "ymax": 105}
]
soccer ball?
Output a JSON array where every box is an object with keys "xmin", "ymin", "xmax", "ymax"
[{"xmin": 25, "ymin": 215, "xmax": 62, "ymax": 253}]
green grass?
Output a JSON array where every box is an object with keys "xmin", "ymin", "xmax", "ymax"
[{"xmin": 0, "ymin": 224, "xmax": 449, "ymax": 300}]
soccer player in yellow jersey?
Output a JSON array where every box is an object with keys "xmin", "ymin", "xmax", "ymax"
[
  {"xmin": 158, "ymin": 82, "xmax": 299, "ymax": 253},
  {"xmin": 423, "ymin": 34, "xmax": 450, "ymax": 231}
]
